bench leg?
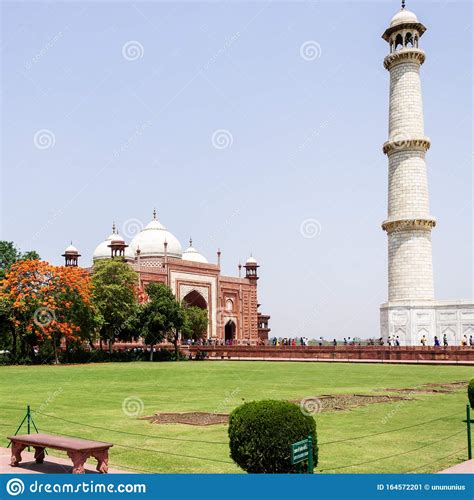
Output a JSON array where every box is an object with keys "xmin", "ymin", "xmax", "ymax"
[
  {"xmin": 67, "ymin": 451, "xmax": 89, "ymax": 474},
  {"xmin": 92, "ymin": 450, "xmax": 109, "ymax": 473},
  {"xmin": 10, "ymin": 443, "xmax": 27, "ymax": 467},
  {"xmin": 34, "ymin": 447, "xmax": 45, "ymax": 464}
]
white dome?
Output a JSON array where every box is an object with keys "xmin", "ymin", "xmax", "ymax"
[
  {"xmin": 110, "ymin": 234, "xmax": 125, "ymax": 243},
  {"xmin": 390, "ymin": 8, "xmax": 418, "ymax": 27},
  {"xmin": 124, "ymin": 246, "xmax": 135, "ymax": 261},
  {"xmin": 182, "ymin": 240, "xmax": 208, "ymax": 264},
  {"xmin": 64, "ymin": 243, "xmax": 79, "ymax": 254},
  {"xmin": 93, "ymin": 232, "xmax": 115, "ymax": 260},
  {"xmin": 129, "ymin": 213, "xmax": 182, "ymax": 259}
]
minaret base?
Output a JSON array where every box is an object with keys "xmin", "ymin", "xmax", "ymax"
[{"xmin": 380, "ymin": 300, "xmax": 474, "ymax": 346}]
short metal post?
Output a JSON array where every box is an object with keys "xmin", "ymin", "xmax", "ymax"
[
  {"xmin": 27, "ymin": 405, "xmax": 31, "ymax": 451},
  {"xmin": 467, "ymin": 404, "xmax": 472, "ymax": 460},
  {"xmin": 307, "ymin": 435, "xmax": 314, "ymax": 474}
]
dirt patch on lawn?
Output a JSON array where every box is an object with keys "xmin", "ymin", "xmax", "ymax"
[
  {"xmin": 384, "ymin": 381, "xmax": 467, "ymax": 394},
  {"xmin": 143, "ymin": 394, "xmax": 414, "ymax": 425},
  {"xmin": 141, "ymin": 412, "xmax": 229, "ymax": 426},
  {"xmin": 291, "ymin": 394, "xmax": 412, "ymax": 413}
]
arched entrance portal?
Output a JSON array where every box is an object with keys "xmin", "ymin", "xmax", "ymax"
[
  {"xmin": 182, "ymin": 290, "xmax": 207, "ymax": 310},
  {"xmin": 225, "ymin": 320, "xmax": 236, "ymax": 343},
  {"xmin": 182, "ymin": 290, "xmax": 209, "ymax": 340}
]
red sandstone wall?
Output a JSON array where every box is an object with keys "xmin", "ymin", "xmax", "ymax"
[{"xmin": 184, "ymin": 345, "xmax": 474, "ymax": 363}]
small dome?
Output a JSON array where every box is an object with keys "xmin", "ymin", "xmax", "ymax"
[
  {"xmin": 110, "ymin": 234, "xmax": 125, "ymax": 243},
  {"xmin": 129, "ymin": 211, "xmax": 182, "ymax": 259},
  {"xmin": 64, "ymin": 243, "xmax": 79, "ymax": 254},
  {"xmin": 182, "ymin": 239, "xmax": 208, "ymax": 264},
  {"xmin": 246, "ymin": 255, "xmax": 257, "ymax": 265},
  {"xmin": 390, "ymin": 8, "xmax": 418, "ymax": 27}
]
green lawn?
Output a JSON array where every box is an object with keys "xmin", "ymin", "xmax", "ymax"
[{"xmin": 0, "ymin": 361, "xmax": 472, "ymax": 473}]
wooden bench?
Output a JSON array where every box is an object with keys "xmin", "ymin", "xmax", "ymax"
[{"xmin": 8, "ymin": 433, "xmax": 113, "ymax": 474}]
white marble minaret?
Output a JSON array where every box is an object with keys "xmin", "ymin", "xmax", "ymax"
[{"xmin": 380, "ymin": 3, "xmax": 474, "ymax": 345}]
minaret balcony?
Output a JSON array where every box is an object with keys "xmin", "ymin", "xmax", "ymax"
[
  {"xmin": 384, "ymin": 48, "xmax": 425, "ymax": 70},
  {"xmin": 381, "ymin": 217, "xmax": 437, "ymax": 233},
  {"xmin": 382, "ymin": 137, "xmax": 430, "ymax": 155}
]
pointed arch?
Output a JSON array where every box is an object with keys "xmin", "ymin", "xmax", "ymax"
[
  {"xmin": 395, "ymin": 33, "xmax": 403, "ymax": 50},
  {"xmin": 225, "ymin": 320, "xmax": 236, "ymax": 342},
  {"xmin": 182, "ymin": 289, "xmax": 207, "ymax": 309}
]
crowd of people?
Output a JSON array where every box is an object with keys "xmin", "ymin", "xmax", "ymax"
[{"xmin": 418, "ymin": 334, "xmax": 474, "ymax": 347}]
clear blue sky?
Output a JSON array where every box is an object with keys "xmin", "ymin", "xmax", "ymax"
[{"xmin": 1, "ymin": 1, "xmax": 472, "ymax": 339}]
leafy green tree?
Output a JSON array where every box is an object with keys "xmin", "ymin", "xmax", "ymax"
[
  {"xmin": 0, "ymin": 295, "xmax": 15, "ymax": 356},
  {"xmin": 0, "ymin": 241, "xmax": 40, "ymax": 280},
  {"xmin": 91, "ymin": 259, "xmax": 139, "ymax": 353},
  {"xmin": 21, "ymin": 250, "xmax": 41, "ymax": 262},
  {"xmin": 182, "ymin": 306, "xmax": 208, "ymax": 343},
  {"xmin": 167, "ymin": 301, "xmax": 187, "ymax": 359},
  {"xmin": 139, "ymin": 283, "xmax": 179, "ymax": 361}
]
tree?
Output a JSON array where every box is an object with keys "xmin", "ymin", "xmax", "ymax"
[
  {"xmin": 182, "ymin": 306, "xmax": 208, "ymax": 343},
  {"xmin": 0, "ymin": 260, "xmax": 95, "ymax": 362},
  {"xmin": 0, "ymin": 241, "xmax": 40, "ymax": 280},
  {"xmin": 21, "ymin": 250, "xmax": 41, "ymax": 262},
  {"xmin": 0, "ymin": 294, "xmax": 15, "ymax": 356},
  {"xmin": 139, "ymin": 283, "xmax": 179, "ymax": 361},
  {"xmin": 167, "ymin": 301, "xmax": 187, "ymax": 359},
  {"xmin": 91, "ymin": 259, "xmax": 139, "ymax": 353}
]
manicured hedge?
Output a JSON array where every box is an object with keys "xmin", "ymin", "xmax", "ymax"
[
  {"xmin": 468, "ymin": 379, "xmax": 474, "ymax": 409},
  {"xmin": 228, "ymin": 399, "xmax": 318, "ymax": 473}
]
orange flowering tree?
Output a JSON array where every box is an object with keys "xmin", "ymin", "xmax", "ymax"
[{"xmin": 0, "ymin": 260, "xmax": 96, "ymax": 363}]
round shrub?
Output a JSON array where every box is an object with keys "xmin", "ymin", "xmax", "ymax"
[
  {"xmin": 468, "ymin": 379, "xmax": 474, "ymax": 409},
  {"xmin": 228, "ymin": 399, "xmax": 318, "ymax": 473}
]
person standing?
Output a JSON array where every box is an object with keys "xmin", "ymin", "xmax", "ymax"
[
  {"xmin": 443, "ymin": 333, "xmax": 448, "ymax": 347},
  {"xmin": 420, "ymin": 335, "xmax": 427, "ymax": 347}
]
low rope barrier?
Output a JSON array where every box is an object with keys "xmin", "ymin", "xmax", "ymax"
[
  {"xmin": 319, "ymin": 429, "xmax": 465, "ymax": 472},
  {"xmin": 3, "ymin": 404, "xmax": 467, "ymax": 473},
  {"xmin": 34, "ymin": 410, "xmax": 228, "ymax": 445},
  {"xmin": 406, "ymin": 447, "xmax": 465, "ymax": 473},
  {"xmin": 319, "ymin": 411, "xmax": 461, "ymax": 445},
  {"xmin": 35, "ymin": 426, "xmax": 234, "ymax": 465}
]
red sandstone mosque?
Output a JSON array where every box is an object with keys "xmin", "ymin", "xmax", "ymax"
[{"xmin": 61, "ymin": 209, "xmax": 270, "ymax": 345}]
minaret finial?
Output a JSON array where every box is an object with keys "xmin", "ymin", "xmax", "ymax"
[
  {"xmin": 189, "ymin": 237, "xmax": 193, "ymax": 247},
  {"xmin": 112, "ymin": 221, "xmax": 116, "ymax": 234},
  {"xmin": 152, "ymin": 208, "xmax": 157, "ymax": 220},
  {"xmin": 401, "ymin": 0, "xmax": 405, "ymax": 9}
]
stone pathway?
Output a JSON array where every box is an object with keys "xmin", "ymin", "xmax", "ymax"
[{"xmin": 438, "ymin": 459, "xmax": 474, "ymax": 474}]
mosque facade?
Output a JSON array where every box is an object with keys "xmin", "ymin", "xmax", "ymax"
[{"xmin": 62, "ymin": 210, "xmax": 270, "ymax": 345}]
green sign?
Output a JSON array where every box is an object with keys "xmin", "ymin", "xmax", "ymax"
[
  {"xmin": 290, "ymin": 436, "xmax": 314, "ymax": 473},
  {"xmin": 290, "ymin": 439, "xmax": 310, "ymax": 464}
]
